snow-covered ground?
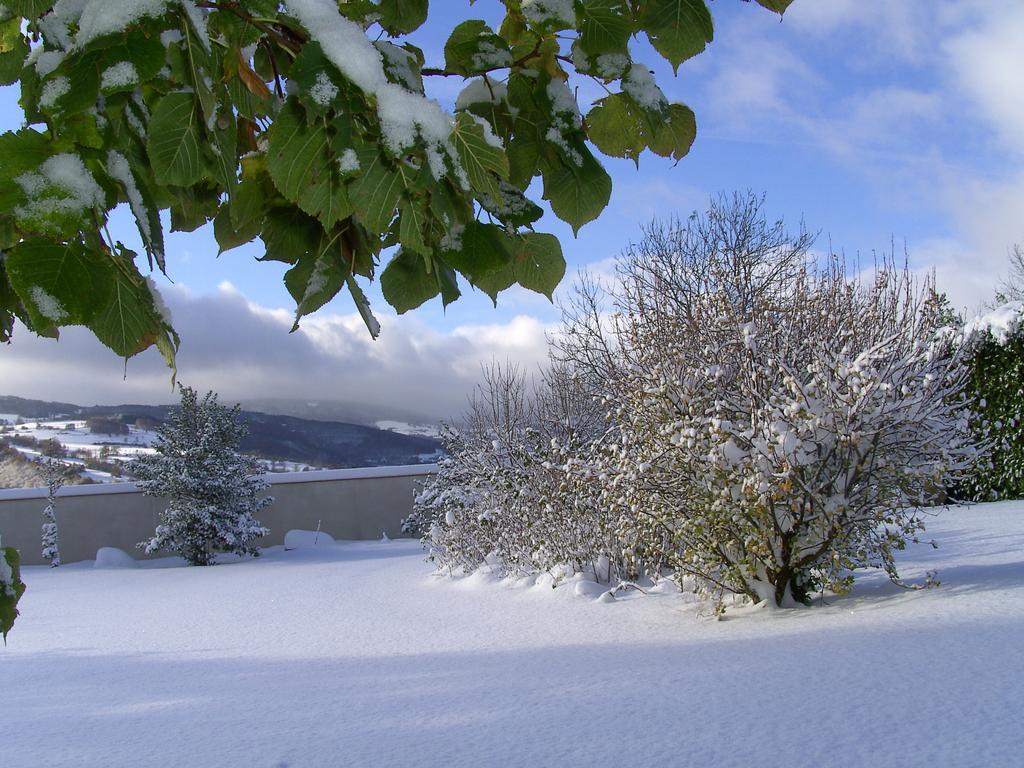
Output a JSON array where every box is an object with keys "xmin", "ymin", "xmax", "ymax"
[
  {"xmin": 376, "ymin": 419, "xmax": 442, "ymax": 438},
  {"xmin": 4, "ymin": 502, "xmax": 1023, "ymax": 767},
  {"xmin": 1, "ymin": 419, "xmax": 322, "ymax": 484},
  {"xmin": 6, "ymin": 419, "xmax": 160, "ymax": 451}
]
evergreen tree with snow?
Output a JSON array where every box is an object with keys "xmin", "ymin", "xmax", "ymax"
[
  {"xmin": 133, "ymin": 387, "xmax": 271, "ymax": 566},
  {"xmin": 40, "ymin": 458, "xmax": 64, "ymax": 567}
]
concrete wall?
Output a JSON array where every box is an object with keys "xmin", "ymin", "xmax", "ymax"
[{"xmin": 0, "ymin": 465, "xmax": 436, "ymax": 566}]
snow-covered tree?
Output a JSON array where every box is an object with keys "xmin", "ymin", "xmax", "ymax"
[
  {"xmin": 421, "ymin": 195, "xmax": 984, "ymax": 609},
  {"xmin": 960, "ymin": 302, "xmax": 1024, "ymax": 500},
  {"xmin": 40, "ymin": 458, "xmax": 64, "ymax": 567},
  {"xmin": 993, "ymin": 245, "xmax": 1024, "ymax": 306},
  {"xmin": 417, "ymin": 361, "xmax": 617, "ymax": 581},
  {"xmin": 132, "ymin": 387, "xmax": 271, "ymax": 566},
  {"xmin": 562, "ymin": 195, "xmax": 981, "ymax": 607}
]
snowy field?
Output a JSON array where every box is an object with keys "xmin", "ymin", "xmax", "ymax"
[{"xmin": 4, "ymin": 502, "xmax": 1024, "ymax": 767}]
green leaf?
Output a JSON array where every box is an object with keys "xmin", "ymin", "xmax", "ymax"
[
  {"xmin": 1, "ymin": 546, "xmax": 26, "ymax": 643},
  {"xmin": 0, "ymin": 254, "xmax": 26, "ymax": 342},
  {"xmin": 587, "ymin": 93, "xmax": 647, "ymax": 163},
  {"xmin": 541, "ymin": 149, "xmax": 612, "ymax": 234},
  {"xmin": 0, "ymin": 129, "xmax": 52, "ymax": 209},
  {"xmin": 289, "ymin": 42, "xmax": 342, "ymax": 116},
  {"xmin": 0, "ymin": 18, "xmax": 28, "ymax": 85},
  {"xmin": 472, "ymin": 260, "xmax": 516, "ymax": 303},
  {"xmin": 260, "ymin": 207, "xmax": 322, "ymax": 264},
  {"xmin": 112, "ymin": 149, "xmax": 167, "ymax": 271},
  {"xmin": 267, "ymin": 100, "xmax": 353, "ymax": 228},
  {"xmin": 398, "ymin": 195, "xmax": 431, "ymax": 257},
  {"xmin": 284, "ymin": 232, "xmax": 346, "ymax": 328},
  {"xmin": 754, "ymin": 0, "xmax": 795, "ymax": 14},
  {"xmin": 59, "ymin": 112, "xmax": 105, "ymax": 150},
  {"xmin": 576, "ymin": 0, "xmax": 632, "ymax": 57},
  {"xmin": 349, "ymin": 149, "xmax": 404, "ymax": 235},
  {"xmin": 640, "ymin": 0, "xmax": 714, "ymax": 71},
  {"xmin": 648, "ymin": 102, "xmax": 697, "ymax": 161},
  {"xmin": 451, "ymin": 112, "xmax": 509, "ymax": 201},
  {"xmin": 441, "ymin": 221, "xmax": 513, "ymax": 285},
  {"xmin": 148, "ymin": 91, "xmax": 205, "ymax": 187},
  {"xmin": 444, "ymin": 20, "xmax": 512, "ymax": 76},
  {"xmin": 435, "ymin": 260, "xmax": 461, "ymax": 307},
  {"xmin": 92, "ymin": 256, "xmax": 177, "ymax": 360},
  {"xmin": 230, "ymin": 177, "xmax": 273, "ymax": 230},
  {"xmin": 211, "ymin": 111, "xmax": 239, "ymax": 197},
  {"xmin": 6, "ymin": 0, "xmax": 50, "ymax": 19},
  {"xmin": 346, "ymin": 274, "xmax": 380, "ymax": 339},
  {"xmin": 514, "ymin": 233, "xmax": 565, "ymax": 300},
  {"xmin": 168, "ymin": 183, "xmax": 220, "ymax": 232},
  {"xmin": 480, "ymin": 180, "xmax": 544, "ymax": 227},
  {"xmin": 376, "ymin": 0, "xmax": 429, "ymax": 35},
  {"xmin": 38, "ymin": 57, "xmax": 100, "ymax": 116},
  {"xmin": 213, "ymin": 204, "xmax": 261, "ymax": 254},
  {"xmin": 5, "ymin": 240, "xmax": 113, "ymax": 330},
  {"xmin": 98, "ymin": 31, "xmax": 165, "ymax": 95},
  {"xmin": 381, "ymin": 249, "xmax": 440, "ymax": 313}
]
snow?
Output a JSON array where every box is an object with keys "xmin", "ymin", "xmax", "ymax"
[
  {"xmin": 93, "ymin": 546, "xmax": 139, "ymax": 569},
  {"xmin": 100, "ymin": 61, "xmax": 139, "ymax": 90},
  {"xmin": 73, "ymin": 0, "xmax": 173, "ymax": 48},
  {"xmin": 108, "ymin": 151, "xmax": 159, "ymax": 260},
  {"xmin": 595, "ymin": 52, "xmax": 630, "ymax": 79},
  {"xmin": 180, "ymin": 0, "xmax": 210, "ymax": 53},
  {"xmin": 963, "ymin": 301, "xmax": 1024, "ymax": 345},
  {"xmin": 469, "ymin": 113, "xmax": 503, "ymax": 148},
  {"xmin": 307, "ymin": 71, "xmax": 338, "ymax": 106},
  {"xmin": 283, "ymin": 528, "xmax": 336, "ymax": 550},
  {"xmin": 146, "ymin": 276, "xmax": 173, "ymax": 324},
  {"xmin": 337, "ymin": 148, "xmax": 360, "ymax": 173},
  {"xmin": 3, "ymin": 502, "xmax": 1024, "ymax": 766},
  {"xmin": 521, "ymin": 0, "xmax": 576, "ymax": 27},
  {"xmin": 38, "ymin": 75, "xmax": 69, "ymax": 108},
  {"xmin": 28, "ymin": 286, "xmax": 67, "ymax": 323},
  {"xmin": 454, "ymin": 77, "xmax": 508, "ymax": 112},
  {"xmin": 622, "ymin": 64, "xmax": 665, "ymax": 111},
  {"xmin": 0, "ymin": 545, "xmax": 14, "ymax": 595},
  {"xmin": 33, "ymin": 50, "xmax": 65, "ymax": 77},
  {"xmin": 284, "ymin": 0, "xmax": 458, "ymax": 168},
  {"xmin": 15, "ymin": 153, "xmax": 105, "ymax": 228}
]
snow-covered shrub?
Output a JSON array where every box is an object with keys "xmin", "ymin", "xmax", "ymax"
[
  {"xmin": 960, "ymin": 302, "xmax": 1024, "ymax": 500},
  {"xmin": 132, "ymin": 387, "xmax": 271, "ymax": 566},
  {"xmin": 1, "ymin": 537, "xmax": 26, "ymax": 642},
  {"xmin": 417, "ymin": 363, "xmax": 619, "ymax": 582},
  {"xmin": 561, "ymin": 194, "xmax": 980, "ymax": 607},
  {"xmin": 40, "ymin": 458, "xmax": 64, "ymax": 567}
]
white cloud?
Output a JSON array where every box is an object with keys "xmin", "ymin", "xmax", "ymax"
[
  {"xmin": 0, "ymin": 284, "xmax": 554, "ymax": 422},
  {"xmin": 695, "ymin": 1, "xmax": 1021, "ymax": 311},
  {"xmin": 944, "ymin": 3, "xmax": 1024, "ymax": 156}
]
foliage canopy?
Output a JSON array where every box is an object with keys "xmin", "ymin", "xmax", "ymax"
[{"xmin": 0, "ymin": 0, "xmax": 792, "ymax": 368}]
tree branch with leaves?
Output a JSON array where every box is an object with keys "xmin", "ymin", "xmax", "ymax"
[{"xmin": 0, "ymin": 0, "xmax": 794, "ymax": 368}]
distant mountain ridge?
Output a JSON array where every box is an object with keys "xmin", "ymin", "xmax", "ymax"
[{"xmin": 0, "ymin": 395, "xmax": 443, "ymax": 469}]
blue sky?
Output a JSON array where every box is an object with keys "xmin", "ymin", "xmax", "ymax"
[{"xmin": 1, "ymin": 1, "xmax": 1021, "ymax": 419}]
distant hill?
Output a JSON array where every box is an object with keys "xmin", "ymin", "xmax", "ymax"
[
  {"xmin": 236, "ymin": 397, "xmax": 439, "ymax": 428},
  {"xmin": 0, "ymin": 396, "xmax": 443, "ymax": 469}
]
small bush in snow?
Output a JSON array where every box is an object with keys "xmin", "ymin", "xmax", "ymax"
[
  {"xmin": 132, "ymin": 387, "xmax": 271, "ymax": 566},
  {"xmin": 416, "ymin": 363, "xmax": 619, "ymax": 582},
  {"xmin": 960, "ymin": 302, "xmax": 1024, "ymax": 500}
]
